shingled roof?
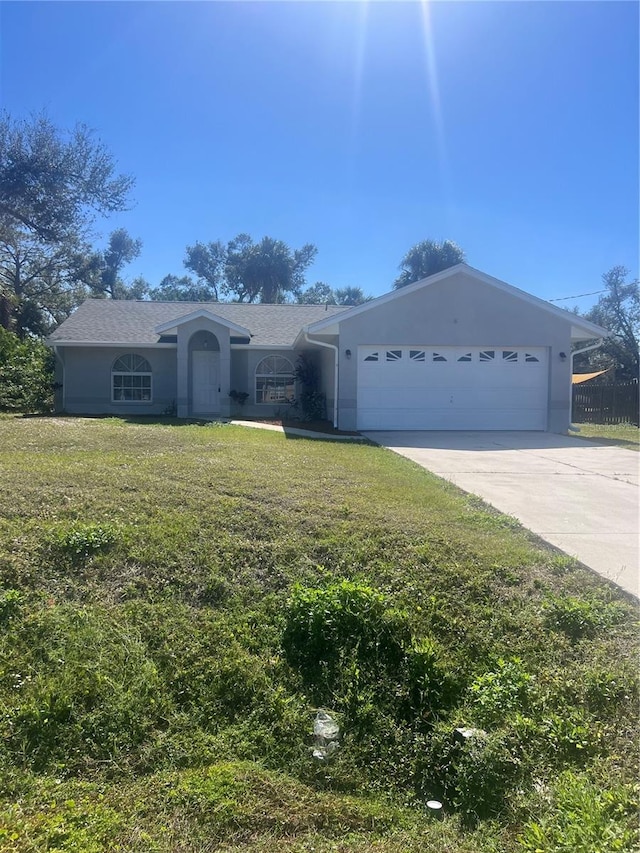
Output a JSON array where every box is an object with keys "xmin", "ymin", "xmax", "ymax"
[{"xmin": 48, "ymin": 300, "xmax": 349, "ymax": 347}]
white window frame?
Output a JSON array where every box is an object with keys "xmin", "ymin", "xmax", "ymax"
[
  {"xmin": 255, "ymin": 355, "xmax": 295, "ymax": 405},
  {"xmin": 111, "ymin": 354, "xmax": 153, "ymax": 403}
]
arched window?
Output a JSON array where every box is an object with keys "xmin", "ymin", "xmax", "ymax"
[
  {"xmin": 112, "ymin": 354, "xmax": 152, "ymax": 402},
  {"xmin": 255, "ymin": 355, "xmax": 295, "ymax": 405}
]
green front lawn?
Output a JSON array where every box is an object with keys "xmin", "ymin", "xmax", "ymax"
[
  {"xmin": 0, "ymin": 417, "xmax": 637, "ymax": 852},
  {"xmin": 572, "ymin": 421, "xmax": 639, "ymax": 450}
]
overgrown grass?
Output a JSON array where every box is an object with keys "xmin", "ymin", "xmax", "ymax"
[
  {"xmin": 0, "ymin": 416, "xmax": 637, "ymax": 851},
  {"xmin": 571, "ymin": 421, "xmax": 639, "ymax": 450}
]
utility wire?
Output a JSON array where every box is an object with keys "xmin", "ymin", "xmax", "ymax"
[{"xmin": 549, "ymin": 289, "xmax": 606, "ymax": 302}]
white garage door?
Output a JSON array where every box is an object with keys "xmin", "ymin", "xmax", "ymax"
[{"xmin": 357, "ymin": 346, "xmax": 548, "ymax": 431}]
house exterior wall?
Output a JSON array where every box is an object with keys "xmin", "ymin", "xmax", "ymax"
[
  {"xmin": 334, "ymin": 270, "xmax": 573, "ymax": 433},
  {"xmin": 316, "ymin": 345, "xmax": 336, "ymax": 421},
  {"xmin": 58, "ymin": 346, "xmax": 177, "ymax": 415}
]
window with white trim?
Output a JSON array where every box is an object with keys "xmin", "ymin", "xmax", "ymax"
[
  {"xmin": 112, "ymin": 354, "xmax": 152, "ymax": 402},
  {"xmin": 479, "ymin": 350, "xmax": 495, "ymax": 362},
  {"xmin": 502, "ymin": 350, "xmax": 518, "ymax": 363},
  {"xmin": 432, "ymin": 352, "xmax": 447, "ymax": 362},
  {"xmin": 457, "ymin": 352, "xmax": 472, "ymax": 362},
  {"xmin": 386, "ymin": 349, "xmax": 402, "ymax": 362},
  {"xmin": 363, "ymin": 351, "xmax": 379, "ymax": 362},
  {"xmin": 255, "ymin": 355, "xmax": 295, "ymax": 404},
  {"xmin": 525, "ymin": 353, "xmax": 540, "ymax": 363},
  {"xmin": 409, "ymin": 349, "xmax": 426, "ymax": 362}
]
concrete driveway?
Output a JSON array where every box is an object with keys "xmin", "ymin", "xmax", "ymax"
[{"xmin": 364, "ymin": 431, "xmax": 639, "ymax": 598}]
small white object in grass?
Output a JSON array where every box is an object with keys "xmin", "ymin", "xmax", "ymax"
[
  {"xmin": 427, "ymin": 800, "xmax": 443, "ymax": 811},
  {"xmin": 312, "ymin": 710, "xmax": 340, "ymax": 761}
]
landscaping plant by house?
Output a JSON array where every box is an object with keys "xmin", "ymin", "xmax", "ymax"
[{"xmin": 0, "ymin": 417, "xmax": 637, "ymax": 852}]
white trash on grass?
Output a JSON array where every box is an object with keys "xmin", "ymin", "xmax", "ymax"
[{"xmin": 312, "ymin": 710, "xmax": 340, "ymax": 761}]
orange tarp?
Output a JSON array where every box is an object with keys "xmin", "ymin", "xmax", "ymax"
[{"xmin": 572, "ymin": 370, "xmax": 610, "ymax": 384}]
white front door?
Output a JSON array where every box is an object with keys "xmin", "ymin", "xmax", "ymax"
[{"xmin": 192, "ymin": 350, "xmax": 220, "ymax": 414}]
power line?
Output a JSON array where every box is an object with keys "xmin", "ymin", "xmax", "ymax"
[{"xmin": 549, "ymin": 289, "xmax": 606, "ymax": 302}]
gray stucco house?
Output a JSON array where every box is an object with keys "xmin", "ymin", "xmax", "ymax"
[{"xmin": 47, "ymin": 264, "xmax": 608, "ymax": 433}]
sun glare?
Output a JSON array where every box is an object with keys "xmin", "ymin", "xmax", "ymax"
[{"xmin": 419, "ymin": 0, "xmax": 452, "ymax": 211}]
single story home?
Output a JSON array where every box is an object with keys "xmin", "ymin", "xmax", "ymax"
[{"xmin": 47, "ymin": 264, "xmax": 608, "ymax": 433}]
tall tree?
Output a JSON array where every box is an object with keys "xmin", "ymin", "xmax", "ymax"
[
  {"xmin": 150, "ymin": 274, "xmax": 216, "ymax": 302},
  {"xmin": 0, "ymin": 112, "xmax": 134, "ymax": 245},
  {"xmin": 224, "ymin": 234, "xmax": 317, "ymax": 303},
  {"xmin": 0, "ymin": 225, "xmax": 89, "ymax": 336},
  {"xmin": 183, "ymin": 241, "xmax": 226, "ymax": 301},
  {"xmin": 334, "ymin": 286, "xmax": 371, "ymax": 306},
  {"xmin": 581, "ymin": 266, "xmax": 639, "ymax": 382},
  {"xmin": 183, "ymin": 234, "xmax": 317, "ymax": 303},
  {"xmin": 298, "ymin": 282, "xmax": 372, "ymax": 306},
  {"xmin": 394, "ymin": 239, "xmax": 465, "ymax": 289},
  {"xmin": 0, "ymin": 113, "xmax": 135, "ymax": 332},
  {"xmin": 297, "ymin": 282, "xmax": 336, "ymax": 305},
  {"xmin": 80, "ymin": 228, "xmax": 146, "ymax": 299}
]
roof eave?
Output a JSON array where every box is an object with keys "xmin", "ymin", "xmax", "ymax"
[
  {"xmin": 46, "ymin": 340, "xmax": 178, "ymax": 348},
  {"xmin": 154, "ymin": 308, "xmax": 252, "ymax": 338},
  {"xmin": 305, "ymin": 263, "xmax": 613, "ymax": 338}
]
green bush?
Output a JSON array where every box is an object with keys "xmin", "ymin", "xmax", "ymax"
[
  {"xmin": 0, "ymin": 328, "xmax": 56, "ymax": 413},
  {"xmin": 282, "ymin": 580, "xmax": 410, "ymax": 696},
  {"xmin": 281, "ymin": 579, "xmax": 458, "ymax": 764}
]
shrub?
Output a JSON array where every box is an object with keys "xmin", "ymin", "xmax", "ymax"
[
  {"xmin": 281, "ymin": 580, "xmax": 457, "ymax": 747},
  {"xmin": 282, "ymin": 580, "xmax": 410, "ymax": 696},
  {"xmin": 293, "ymin": 353, "xmax": 326, "ymax": 421},
  {"xmin": 296, "ymin": 389, "xmax": 326, "ymax": 421},
  {"xmin": 0, "ymin": 328, "xmax": 56, "ymax": 413}
]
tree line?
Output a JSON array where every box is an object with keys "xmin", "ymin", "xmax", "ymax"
[
  {"xmin": 0, "ymin": 113, "xmax": 472, "ymax": 338},
  {"xmin": 0, "ymin": 112, "xmax": 637, "ymax": 388}
]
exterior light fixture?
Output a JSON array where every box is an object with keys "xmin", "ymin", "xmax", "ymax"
[
  {"xmin": 559, "ymin": 352, "xmax": 567, "ymax": 361},
  {"xmin": 345, "ymin": 349, "xmax": 352, "ymax": 359}
]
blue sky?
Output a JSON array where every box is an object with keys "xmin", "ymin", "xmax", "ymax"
[{"xmin": 1, "ymin": 1, "xmax": 637, "ymax": 307}]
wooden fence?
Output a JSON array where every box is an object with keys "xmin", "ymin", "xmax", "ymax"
[{"xmin": 572, "ymin": 381, "xmax": 639, "ymax": 425}]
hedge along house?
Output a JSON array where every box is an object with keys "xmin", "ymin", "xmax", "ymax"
[{"xmin": 47, "ymin": 264, "xmax": 608, "ymax": 433}]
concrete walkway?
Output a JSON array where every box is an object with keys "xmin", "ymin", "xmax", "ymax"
[
  {"xmin": 364, "ymin": 431, "xmax": 639, "ymax": 598},
  {"xmin": 230, "ymin": 420, "xmax": 368, "ymax": 441}
]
